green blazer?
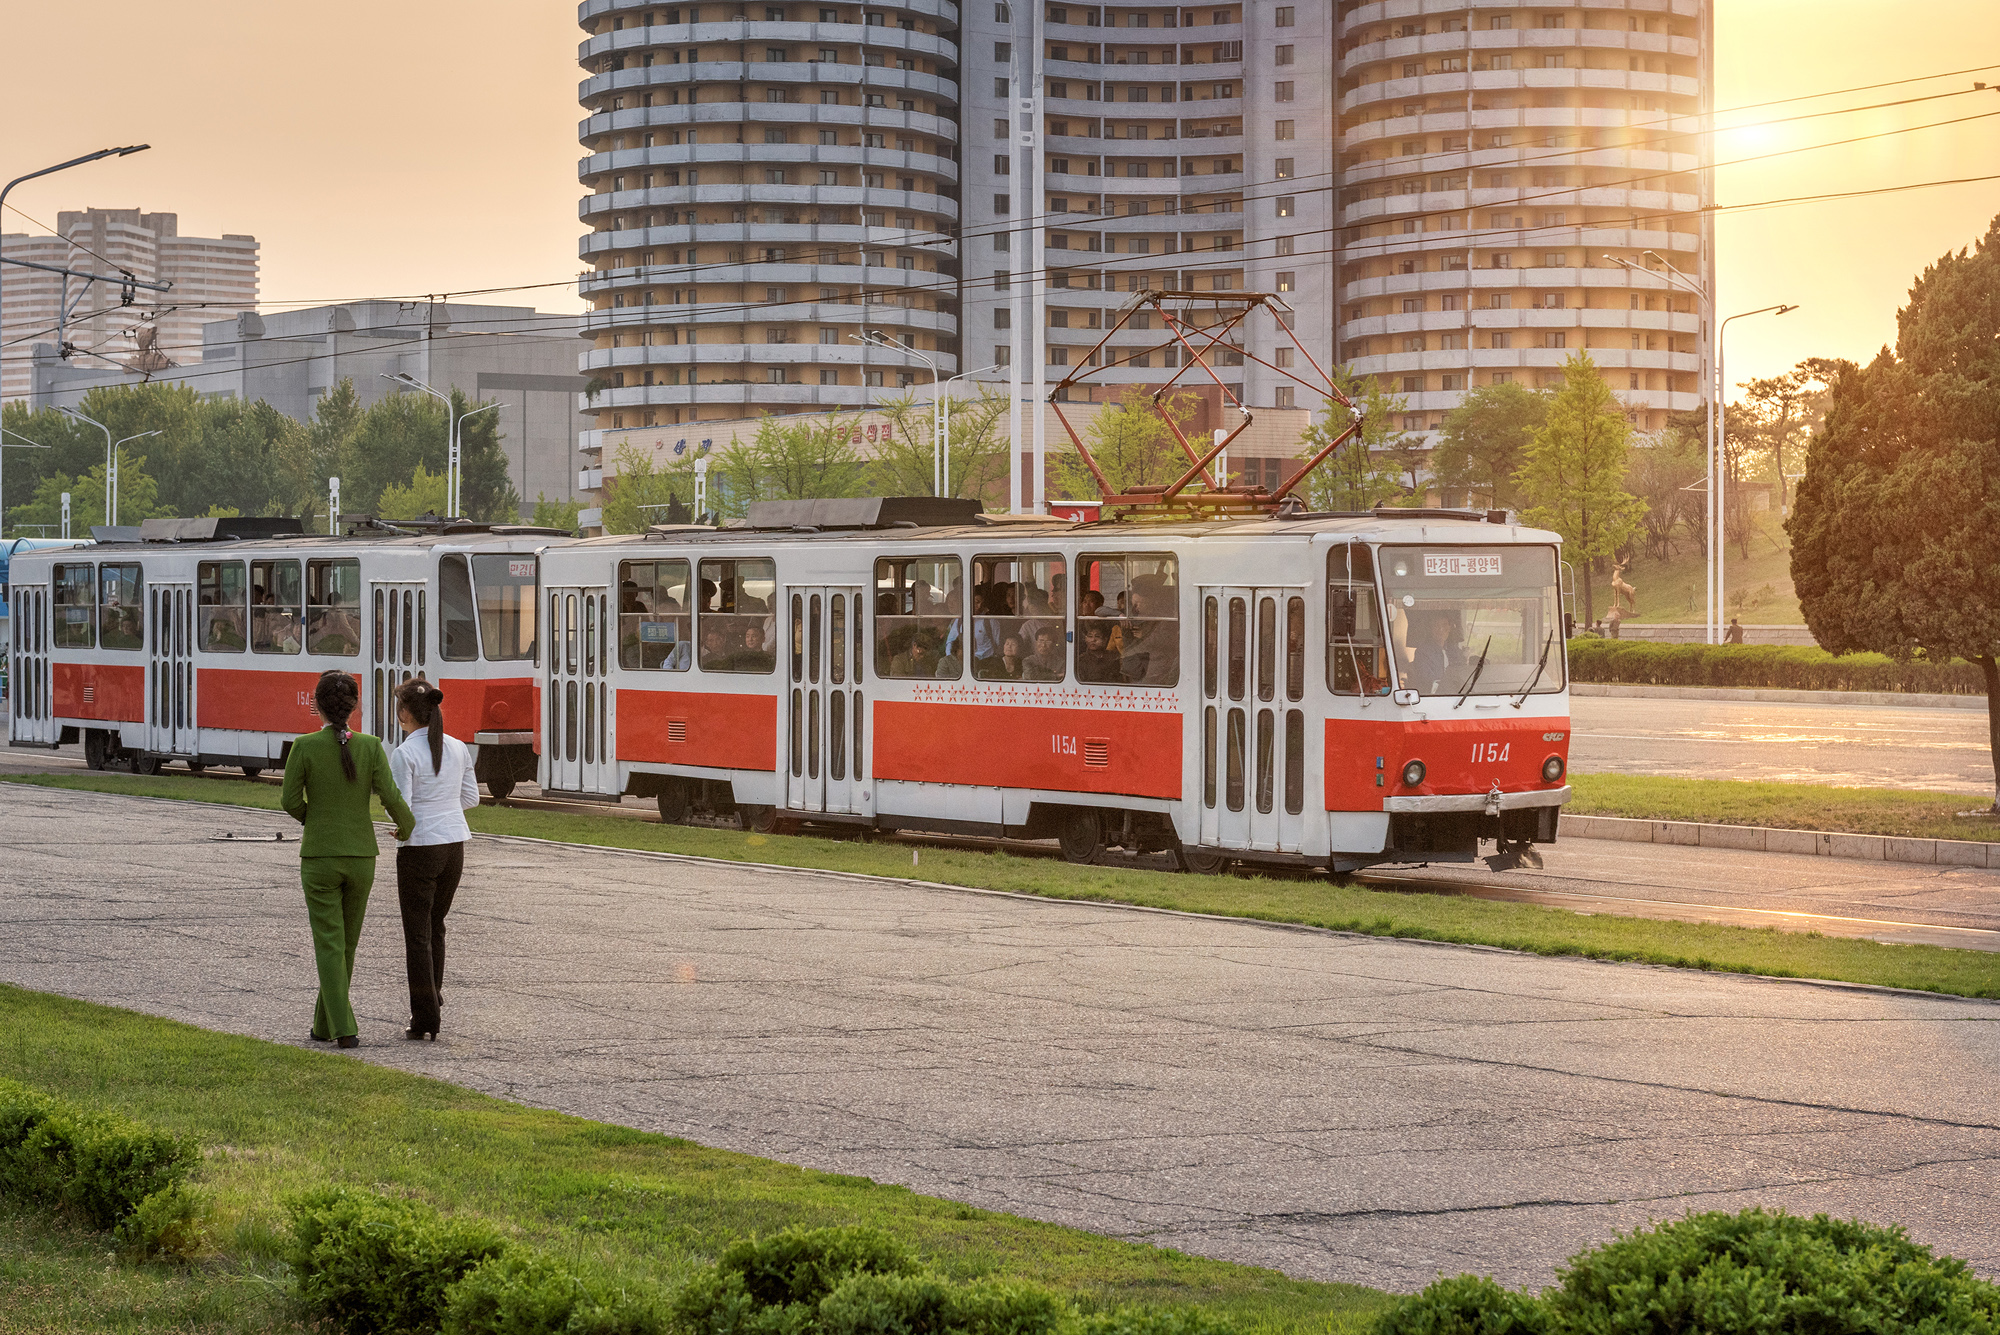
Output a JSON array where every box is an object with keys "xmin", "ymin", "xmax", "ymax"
[{"xmin": 280, "ymin": 727, "xmax": 416, "ymax": 858}]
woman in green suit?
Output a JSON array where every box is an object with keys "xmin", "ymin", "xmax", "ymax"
[{"xmin": 281, "ymin": 670, "xmax": 414, "ymax": 1048}]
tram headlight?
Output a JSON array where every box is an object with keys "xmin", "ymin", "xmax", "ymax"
[
  {"xmin": 1401, "ymin": 759, "xmax": 1426, "ymax": 787},
  {"xmin": 1542, "ymin": 754, "xmax": 1565, "ymax": 783}
]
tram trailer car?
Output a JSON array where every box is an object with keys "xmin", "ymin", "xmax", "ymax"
[
  {"xmin": 535, "ymin": 498, "xmax": 1571, "ymax": 872},
  {"xmin": 7, "ymin": 516, "xmax": 570, "ymax": 795}
]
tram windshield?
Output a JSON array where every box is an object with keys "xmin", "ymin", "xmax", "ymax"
[{"xmin": 1377, "ymin": 545, "xmax": 1565, "ymax": 698}]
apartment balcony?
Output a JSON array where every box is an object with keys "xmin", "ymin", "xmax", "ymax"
[
  {"xmin": 1345, "ymin": 25, "xmax": 1697, "ymax": 66},
  {"xmin": 580, "ymin": 102, "xmax": 960, "ymax": 151},
  {"xmin": 580, "ymin": 380, "xmax": 892, "ymax": 415},
  {"xmin": 581, "ymin": 259, "xmax": 953, "ymax": 297},
  {"xmin": 1341, "ymin": 261, "xmax": 1703, "ymax": 305},
  {"xmin": 579, "ymin": 181, "xmax": 956, "ymax": 222},
  {"xmin": 578, "ymin": 60, "xmax": 958, "ymax": 112},
  {"xmin": 578, "ymin": 0, "xmax": 963, "ymax": 32},
  {"xmin": 578, "ymin": 18, "xmax": 958, "ymax": 65},
  {"xmin": 579, "ymin": 141, "xmax": 961, "ymax": 187},
  {"xmin": 1336, "ymin": 0, "xmax": 1700, "ymax": 31}
]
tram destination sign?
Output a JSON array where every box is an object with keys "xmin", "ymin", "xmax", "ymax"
[{"xmin": 1423, "ymin": 553, "xmax": 1503, "ymax": 577}]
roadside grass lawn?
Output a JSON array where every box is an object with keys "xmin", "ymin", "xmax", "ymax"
[
  {"xmin": 0, "ymin": 985, "xmax": 1388, "ymax": 1335},
  {"xmin": 1567, "ymin": 773, "xmax": 2000, "ymax": 844},
  {"xmin": 11, "ymin": 771, "xmax": 1999, "ymax": 1000}
]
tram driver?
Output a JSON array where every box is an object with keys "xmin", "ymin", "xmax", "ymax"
[{"xmin": 1406, "ymin": 611, "xmax": 1466, "ymax": 696}]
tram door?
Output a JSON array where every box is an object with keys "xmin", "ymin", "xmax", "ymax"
[
  {"xmin": 546, "ymin": 585, "xmax": 614, "ymax": 794},
  {"xmin": 367, "ymin": 583, "xmax": 425, "ymax": 745},
  {"xmin": 9, "ymin": 583, "xmax": 55, "ymax": 746},
  {"xmin": 1198, "ymin": 586, "xmax": 1310, "ymax": 855},
  {"xmin": 146, "ymin": 583, "xmax": 198, "ymax": 757},
  {"xmin": 783, "ymin": 585, "xmax": 866, "ymax": 816}
]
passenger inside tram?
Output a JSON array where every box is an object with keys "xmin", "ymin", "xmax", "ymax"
[
  {"xmin": 1076, "ymin": 621, "xmax": 1122, "ymax": 683},
  {"xmin": 204, "ymin": 599, "xmax": 247, "ymax": 652},
  {"xmin": 699, "ymin": 625, "xmax": 731, "ymax": 670},
  {"xmin": 307, "ymin": 590, "xmax": 361, "ymax": 657},
  {"xmin": 889, "ymin": 629, "xmax": 943, "ymax": 678},
  {"xmin": 1119, "ymin": 575, "xmax": 1179, "ymax": 686},
  {"xmin": 1024, "ymin": 626, "xmax": 1064, "ymax": 682},
  {"xmin": 737, "ymin": 624, "xmax": 775, "ymax": 673}
]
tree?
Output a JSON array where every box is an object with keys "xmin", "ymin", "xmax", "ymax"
[
  {"xmin": 453, "ymin": 389, "xmax": 522, "ymax": 522},
  {"xmin": 1431, "ymin": 381, "xmax": 1548, "ymax": 510},
  {"xmin": 871, "ymin": 390, "xmax": 1012, "ymax": 503},
  {"xmin": 600, "ymin": 443, "xmax": 706, "ymax": 535},
  {"xmin": 1735, "ymin": 357, "xmax": 1847, "ymax": 520},
  {"xmin": 1625, "ymin": 425, "xmax": 1706, "ymax": 561},
  {"xmin": 709, "ymin": 412, "xmax": 869, "ymax": 519},
  {"xmin": 9, "ymin": 452, "xmax": 171, "ymax": 533},
  {"xmin": 1515, "ymin": 352, "xmax": 1647, "ymax": 627},
  {"xmin": 1292, "ymin": 366, "xmax": 1406, "ymax": 512},
  {"xmin": 1790, "ymin": 215, "xmax": 2000, "ymax": 810},
  {"xmin": 378, "ymin": 464, "xmax": 450, "ymax": 520},
  {"xmin": 1051, "ymin": 383, "xmax": 1200, "ymax": 500},
  {"xmin": 531, "ymin": 493, "xmax": 584, "ymax": 532}
]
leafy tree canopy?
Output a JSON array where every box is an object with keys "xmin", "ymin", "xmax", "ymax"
[
  {"xmin": 1515, "ymin": 351, "xmax": 1647, "ymax": 626},
  {"xmin": 1432, "ymin": 381, "xmax": 1548, "ymax": 510},
  {"xmin": 1051, "ymin": 383, "xmax": 1201, "ymax": 500},
  {"xmin": 1292, "ymin": 366, "xmax": 1406, "ymax": 513}
]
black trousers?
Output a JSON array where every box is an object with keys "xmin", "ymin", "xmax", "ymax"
[{"xmin": 395, "ymin": 842, "xmax": 464, "ymax": 1033}]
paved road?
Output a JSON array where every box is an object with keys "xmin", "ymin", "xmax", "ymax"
[
  {"xmin": 1572, "ymin": 695, "xmax": 1995, "ymax": 795},
  {"xmin": 4, "ymin": 785, "xmax": 1997, "ymax": 1293}
]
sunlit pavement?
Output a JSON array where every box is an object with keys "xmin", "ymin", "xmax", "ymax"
[{"xmin": 4, "ymin": 784, "xmax": 1998, "ymax": 1293}]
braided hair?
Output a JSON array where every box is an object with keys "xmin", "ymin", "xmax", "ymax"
[
  {"xmin": 394, "ymin": 677, "xmax": 448, "ymax": 775},
  {"xmin": 313, "ymin": 670, "xmax": 361, "ymax": 782}
]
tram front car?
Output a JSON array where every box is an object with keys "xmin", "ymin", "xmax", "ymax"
[{"xmin": 1316, "ymin": 513, "xmax": 1570, "ymax": 872}]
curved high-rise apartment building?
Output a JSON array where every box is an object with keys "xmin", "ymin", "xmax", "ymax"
[
  {"xmin": 1333, "ymin": 0, "xmax": 1710, "ymax": 470},
  {"xmin": 575, "ymin": 0, "xmax": 963, "ymax": 444}
]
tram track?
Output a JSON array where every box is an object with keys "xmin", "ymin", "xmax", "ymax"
[{"xmin": 8, "ymin": 746, "xmax": 1997, "ymax": 952}]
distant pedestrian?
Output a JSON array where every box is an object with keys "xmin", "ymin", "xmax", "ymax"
[
  {"xmin": 282, "ymin": 670, "xmax": 414, "ymax": 1049},
  {"xmin": 389, "ymin": 678, "xmax": 479, "ymax": 1042},
  {"xmin": 1724, "ymin": 617, "xmax": 1745, "ymax": 645}
]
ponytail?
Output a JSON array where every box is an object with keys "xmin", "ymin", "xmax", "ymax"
[
  {"xmin": 395, "ymin": 677, "xmax": 448, "ymax": 775},
  {"xmin": 313, "ymin": 671, "xmax": 361, "ymax": 782}
]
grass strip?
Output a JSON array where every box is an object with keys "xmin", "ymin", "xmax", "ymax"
[
  {"xmin": 0, "ymin": 985, "xmax": 1388, "ymax": 1335},
  {"xmin": 12, "ymin": 771, "xmax": 2000, "ymax": 1000},
  {"xmin": 1568, "ymin": 773, "xmax": 2000, "ymax": 843}
]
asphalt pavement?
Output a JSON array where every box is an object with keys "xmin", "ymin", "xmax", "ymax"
[
  {"xmin": 1571, "ymin": 694, "xmax": 1995, "ymax": 795},
  {"xmin": 3, "ymin": 785, "xmax": 1997, "ymax": 1293}
]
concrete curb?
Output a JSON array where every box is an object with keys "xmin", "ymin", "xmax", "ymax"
[
  {"xmin": 1563, "ymin": 812, "xmax": 2000, "ymax": 868},
  {"xmin": 1572, "ymin": 682, "xmax": 1984, "ymax": 709}
]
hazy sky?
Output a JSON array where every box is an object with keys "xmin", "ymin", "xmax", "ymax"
[{"xmin": 5, "ymin": 1, "xmax": 1997, "ymax": 399}]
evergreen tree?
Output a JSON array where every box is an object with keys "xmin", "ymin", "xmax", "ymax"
[
  {"xmin": 1293, "ymin": 367, "xmax": 1405, "ymax": 512},
  {"xmin": 1515, "ymin": 352, "xmax": 1646, "ymax": 627},
  {"xmin": 1790, "ymin": 216, "xmax": 2000, "ymax": 809}
]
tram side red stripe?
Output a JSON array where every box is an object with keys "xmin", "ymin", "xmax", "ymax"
[
  {"xmin": 873, "ymin": 702, "xmax": 1182, "ymax": 800},
  {"xmin": 617, "ymin": 688, "xmax": 777, "ymax": 771},
  {"xmin": 52, "ymin": 662, "xmax": 145, "ymax": 723},
  {"xmin": 198, "ymin": 668, "xmax": 358, "ymax": 734}
]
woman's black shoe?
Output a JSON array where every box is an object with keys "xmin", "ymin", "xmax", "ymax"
[
  {"xmin": 403, "ymin": 1026, "xmax": 437, "ymax": 1041},
  {"xmin": 336, "ymin": 1035, "xmax": 359, "ymax": 1049},
  {"xmin": 310, "ymin": 1032, "xmax": 330, "ymax": 1043}
]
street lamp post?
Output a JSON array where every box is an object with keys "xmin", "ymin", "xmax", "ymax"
[
  {"xmin": 852, "ymin": 333, "xmax": 946, "ymax": 495},
  {"xmin": 940, "ymin": 362, "xmax": 1001, "ymax": 501},
  {"xmin": 1, "ymin": 147, "xmax": 149, "ymax": 406},
  {"xmin": 111, "ymin": 430, "xmax": 160, "ymax": 526},
  {"xmin": 452, "ymin": 403, "xmax": 500, "ymax": 518},
  {"xmin": 1714, "ymin": 302, "xmax": 1798, "ymax": 633},
  {"xmin": 54, "ymin": 407, "xmax": 112, "ymax": 525},
  {"xmin": 381, "ymin": 372, "xmax": 499, "ymax": 519}
]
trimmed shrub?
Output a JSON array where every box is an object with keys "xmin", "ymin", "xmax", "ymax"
[
  {"xmin": 114, "ymin": 1181, "xmax": 212, "ymax": 1261},
  {"xmin": 1566, "ymin": 640, "xmax": 1986, "ymax": 695},
  {"xmin": 287, "ymin": 1185, "xmax": 511, "ymax": 1335},
  {"xmin": 444, "ymin": 1251, "xmax": 666, "ymax": 1335},
  {"xmin": 0, "ymin": 1077, "xmax": 201, "ymax": 1231},
  {"xmin": 674, "ymin": 1227, "xmax": 924, "ymax": 1335},
  {"xmin": 1373, "ymin": 1210, "xmax": 2000, "ymax": 1335},
  {"xmin": 817, "ymin": 1272, "xmax": 962, "ymax": 1335}
]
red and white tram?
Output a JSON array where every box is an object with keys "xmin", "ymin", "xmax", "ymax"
[
  {"xmin": 6, "ymin": 516, "xmax": 568, "ymax": 795},
  {"xmin": 536, "ymin": 497, "xmax": 1572, "ymax": 872}
]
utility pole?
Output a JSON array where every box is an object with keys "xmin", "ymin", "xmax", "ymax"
[{"xmin": 60, "ymin": 492, "xmax": 70, "ymax": 540}]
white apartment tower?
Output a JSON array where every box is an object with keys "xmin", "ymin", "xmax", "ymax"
[
  {"xmin": 1333, "ymin": 0, "xmax": 1710, "ymax": 451},
  {"xmin": 0, "ymin": 209, "xmax": 258, "ymax": 404},
  {"xmin": 574, "ymin": 1, "xmax": 1711, "ymax": 489}
]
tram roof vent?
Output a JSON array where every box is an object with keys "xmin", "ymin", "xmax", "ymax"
[
  {"xmin": 137, "ymin": 516, "xmax": 308, "ymax": 543},
  {"xmin": 743, "ymin": 497, "xmax": 982, "ymax": 531}
]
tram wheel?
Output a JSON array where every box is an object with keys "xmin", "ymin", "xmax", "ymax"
[
  {"xmin": 83, "ymin": 730, "xmax": 111, "ymax": 771},
  {"xmin": 486, "ymin": 775, "xmax": 517, "ymax": 801},
  {"xmin": 185, "ymin": 760, "xmax": 206, "ymax": 775},
  {"xmin": 1176, "ymin": 842, "xmax": 1231, "ymax": 876},
  {"xmin": 656, "ymin": 778, "xmax": 692, "ymax": 825},
  {"xmin": 131, "ymin": 752, "xmax": 162, "ymax": 777},
  {"xmin": 241, "ymin": 766, "xmax": 264, "ymax": 781},
  {"xmin": 1057, "ymin": 808, "xmax": 1102, "ymax": 865},
  {"xmin": 739, "ymin": 804, "xmax": 778, "ymax": 834}
]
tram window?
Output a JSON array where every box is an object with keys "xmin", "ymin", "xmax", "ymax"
[
  {"xmin": 1286, "ymin": 597, "xmax": 1305, "ymax": 701},
  {"xmin": 1256, "ymin": 596, "xmax": 1276, "ymax": 702},
  {"xmin": 1327, "ymin": 545, "xmax": 1390, "ymax": 696},
  {"xmin": 471, "ymin": 554, "xmax": 537, "ymax": 661},
  {"xmin": 1226, "ymin": 597, "xmax": 1246, "ymax": 699},
  {"xmin": 618, "ymin": 559, "xmax": 692, "ymax": 670},
  {"xmin": 1202, "ymin": 595, "xmax": 1218, "ymax": 698},
  {"xmin": 1379, "ymin": 545, "xmax": 1566, "ymax": 697},
  {"xmin": 1255, "ymin": 708, "xmax": 1275, "ymax": 813},
  {"xmin": 1076, "ymin": 553, "xmax": 1178, "ymax": 686},
  {"xmin": 305, "ymin": 559, "xmax": 362, "ymax": 657},
  {"xmin": 250, "ymin": 560, "xmax": 303, "ymax": 655},
  {"xmin": 1284, "ymin": 709, "xmax": 1304, "ymax": 814},
  {"xmin": 790, "ymin": 594, "xmax": 805, "ymax": 682},
  {"xmin": 830, "ymin": 594, "xmax": 847, "ymax": 684},
  {"xmin": 439, "ymin": 555, "xmax": 478, "ymax": 661},
  {"xmin": 1225, "ymin": 707, "xmax": 1245, "ymax": 811},
  {"xmin": 874, "ymin": 555, "xmax": 963, "ymax": 680},
  {"xmin": 697, "ymin": 557, "xmax": 777, "ymax": 673},
  {"xmin": 1203, "ymin": 705, "xmax": 1217, "ymax": 807},
  {"xmin": 52, "ymin": 563, "xmax": 94, "ymax": 649},
  {"xmin": 970, "ymin": 553, "xmax": 1065, "ymax": 681},
  {"xmin": 197, "ymin": 561, "xmax": 247, "ymax": 653},
  {"xmin": 98, "ymin": 564, "xmax": 143, "ymax": 650},
  {"xmin": 809, "ymin": 594, "xmax": 822, "ymax": 684}
]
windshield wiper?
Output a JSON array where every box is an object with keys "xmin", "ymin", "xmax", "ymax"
[
  {"xmin": 1510, "ymin": 631, "xmax": 1556, "ymax": 708},
  {"xmin": 1453, "ymin": 636, "xmax": 1492, "ymax": 709}
]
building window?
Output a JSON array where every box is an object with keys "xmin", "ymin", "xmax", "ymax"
[
  {"xmin": 1274, "ymin": 387, "xmax": 1294, "ymax": 408},
  {"xmin": 1274, "ymin": 5, "xmax": 1293, "ymax": 25},
  {"xmin": 1274, "ymin": 81, "xmax": 1293, "ymax": 102},
  {"xmin": 1275, "ymin": 195, "xmax": 1294, "ymax": 217},
  {"xmin": 1274, "ymin": 157, "xmax": 1293, "ymax": 179},
  {"xmin": 994, "ymin": 193, "xmax": 1010, "ymax": 211},
  {"xmin": 1273, "ymin": 120, "xmax": 1294, "ymax": 140},
  {"xmin": 1492, "ymin": 333, "xmax": 1512, "ymax": 349},
  {"xmin": 994, "ymin": 154, "xmax": 1010, "ymax": 175},
  {"xmin": 1275, "ymin": 271, "xmax": 1294, "ymax": 292},
  {"xmin": 1441, "ymin": 374, "xmax": 1465, "ymax": 391},
  {"xmin": 1274, "ymin": 44, "xmax": 1293, "ymax": 65}
]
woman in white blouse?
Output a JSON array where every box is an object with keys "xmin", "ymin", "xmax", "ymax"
[{"xmin": 390, "ymin": 678, "xmax": 480, "ymax": 1041}]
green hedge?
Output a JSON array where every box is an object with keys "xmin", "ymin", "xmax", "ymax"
[
  {"xmin": 1566, "ymin": 640, "xmax": 1988, "ymax": 695},
  {"xmin": 0, "ymin": 1076, "xmax": 202, "ymax": 1239},
  {"xmin": 1375, "ymin": 1209, "xmax": 2000, "ymax": 1335},
  {"xmin": 288, "ymin": 1186, "xmax": 513, "ymax": 1335}
]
